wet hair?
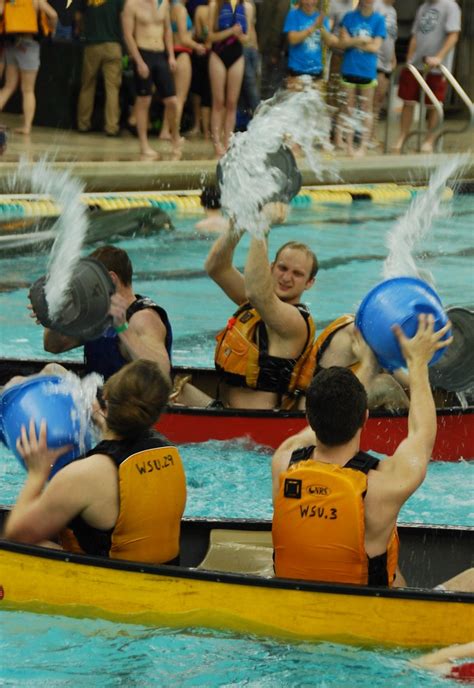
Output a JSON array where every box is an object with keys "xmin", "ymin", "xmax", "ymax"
[
  {"xmin": 103, "ymin": 360, "xmax": 171, "ymax": 438},
  {"xmin": 89, "ymin": 246, "xmax": 133, "ymax": 286},
  {"xmin": 200, "ymin": 185, "xmax": 222, "ymax": 210},
  {"xmin": 306, "ymin": 367, "xmax": 368, "ymax": 446},
  {"xmin": 274, "ymin": 241, "xmax": 319, "ymax": 280}
]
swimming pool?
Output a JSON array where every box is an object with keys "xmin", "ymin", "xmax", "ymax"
[
  {"xmin": 1, "ymin": 196, "xmax": 473, "ymax": 686},
  {"xmin": 0, "ymin": 196, "xmax": 473, "ymax": 365}
]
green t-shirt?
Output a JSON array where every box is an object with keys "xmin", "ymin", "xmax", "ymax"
[{"xmin": 80, "ymin": 0, "xmax": 124, "ymax": 44}]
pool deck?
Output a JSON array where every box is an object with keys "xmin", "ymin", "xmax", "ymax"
[{"xmin": 0, "ymin": 113, "xmax": 472, "ymax": 192}]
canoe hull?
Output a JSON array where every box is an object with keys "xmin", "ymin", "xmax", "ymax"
[
  {"xmin": 1, "ymin": 518, "xmax": 473, "ymax": 648},
  {"xmin": 156, "ymin": 405, "xmax": 474, "ymax": 461},
  {"xmin": 1, "ymin": 545, "xmax": 472, "ymax": 648}
]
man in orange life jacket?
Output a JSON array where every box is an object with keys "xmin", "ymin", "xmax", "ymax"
[
  {"xmin": 204, "ymin": 227, "xmax": 318, "ymax": 409},
  {"xmin": 308, "ymin": 313, "xmax": 410, "ymax": 411},
  {"xmin": 0, "ymin": 0, "xmax": 57, "ymax": 134},
  {"xmin": 272, "ymin": 314, "xmax": 452, "ymax": 586},
  {"xmin": 41, "ymin": 245, "xmax": 173, "ymax": 382}
]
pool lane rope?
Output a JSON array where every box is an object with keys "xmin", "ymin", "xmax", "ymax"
[{"xmin": 0, "ymin": 185, "xmax": 454, "ymax": 218}]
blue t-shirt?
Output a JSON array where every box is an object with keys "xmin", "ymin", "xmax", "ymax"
[
  {"xmin": 340, "ymin": 9, "xmax": 386, "ymax": 80},
  {"xmin": 283, "ymin": 8, "xmax": 331, "ymax": 75}
]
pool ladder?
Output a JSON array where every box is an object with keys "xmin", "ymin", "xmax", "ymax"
[{"xmin": 383, "ymin": 63, "xmax": 474, "ymax": 154}]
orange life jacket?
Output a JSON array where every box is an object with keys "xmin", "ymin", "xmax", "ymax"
[
  {"xmin": 2, "ymin": 0, "xmax": 51, "ymax": 35},
  {"xmin": 272, "ymin": 448, "xmax": 399, "ymax": 586},
  {"xmin": 214, "ymin": 301, "xmax": 316, "ymax": 396},
  {"xmin": 60, "ymin": 434, "xmax": 187, "ymax": 564}
]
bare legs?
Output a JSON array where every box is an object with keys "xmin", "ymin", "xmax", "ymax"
[
  {"xmin": 335, "ymin": 84, "xmax": 375, "ymax": 157},
  {"xmin": 393, "ymin": 100, "xmax": 415, "ymax": 153},
  {"xmin": 17, "ymin": 69, "xmax": 38, "ymax": 134},
  {"xmin": 372, "ymin": 72, "xmax": 389, "ymax": 146},
  {"xmin": 209, "ymin": 51, "xmax": 244, "ymax": 157},
  {"xmin": 0, "ymin": 64, "xmax": 38, "ymax": 135},
  {"xmin": 136, "ymin": 93, "xmax": 181, "ymax": 160},
  {"xmin": 159, "ymin": 52, "xmax": 190, "ymax": 150},
  {"xmin": 135, "ymin": 94, "xmax": 158, "ymax": 159},
  {"xmin": 393, "ymin": 100, "xmax": 441, "ymax": 154}
]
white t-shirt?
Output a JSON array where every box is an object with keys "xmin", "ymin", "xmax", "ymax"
[
  {"xmin": 375, "ymin": 1, "xmax": 397, "ymax": 73},
  {"xmin": 410, "ymin": 0, "xmax": 461, "ymax": 73}
]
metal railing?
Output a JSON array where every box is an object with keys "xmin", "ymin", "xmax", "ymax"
[
  {"xmin": 383, "ymin": 63, "xmax": 474, "ymax": 154},
  {"xmin": 384, "ymin": 64, "xmax": 444, "ymax": 154}
]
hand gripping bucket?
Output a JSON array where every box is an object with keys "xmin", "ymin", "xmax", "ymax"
[
  {"xmin": 355, "ymin": 277, "xmax": 451, "ymax": 371},
  {"xmin": 0, "ymin": 376, "xmax": 94, "ymax": 478}
]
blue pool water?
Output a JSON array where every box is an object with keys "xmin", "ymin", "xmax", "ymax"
[
  {"xmin": 1, "ymin": 198, "xmax": 473, "ymax": 685},
  {"xmin": 0, "ymin": 612, "xmax": 448, "ymax": 688},
  {"xmin": 0, "ymin": 197, "xmax": 473, "ymax": 365}
]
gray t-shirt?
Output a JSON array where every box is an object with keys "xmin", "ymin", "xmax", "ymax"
[
  {"xmin": 329, "ymin": 0, "xmax": 353, "ymax": 33},
  {"xmin": 410, "ymin": 0, "xmax": 461, "ymax": 73},
  {"xmin": 375, "ymin": 2, "xmax": 397, "ymax": 73}
]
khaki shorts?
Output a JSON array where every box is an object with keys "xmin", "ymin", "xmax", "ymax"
[{"xmin": 5, "ymin": 38, "xmax": 40, "ymax": 71}]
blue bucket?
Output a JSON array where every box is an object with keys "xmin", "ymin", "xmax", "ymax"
[
  {"xmin": 0, "ymin": 376, "xmax": 94, "ymax": 478},
  {"xmin": 355, "ymin": 277, "xmax": 450, "ymax": 371}
]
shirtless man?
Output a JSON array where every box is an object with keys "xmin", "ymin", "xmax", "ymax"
[
  {"xmin": 121, "ymin": 0, "xmax": 181, "ymax": 160},
  {"xmin": 272, "ymin": 315, "xmax": 452, "ymax": 586},
  {"xmin": 311, "ymin": 314, "xmax": 410, "ymax": 411}
]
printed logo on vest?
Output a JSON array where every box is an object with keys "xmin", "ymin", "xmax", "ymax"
[
  {"xmin": 239, "ymin": 311, "xmax": 254, "ymax": 324},
  {"xmin": 284, "ymin": 478, "xmax": 302, "ymax": 499},
  {"xmin": 306, "ymin": 484, "xmax": 331, "ymax": 496}
]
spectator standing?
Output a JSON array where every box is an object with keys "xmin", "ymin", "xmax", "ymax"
[
  {"xmin": 240, "ymin": 0, "xmax": 259, "ymax": 118},
  {"xmin": 159, "ymin": 0, "xmax": 206, "ymax": 140},
  {"xmin": 255, "ymin": 0, "xmax": 289, "ymax": 99},
  {"xmin": 372, "ymin": 0, "xmax": 397, "ymax": 145},
  {"xmin": 327, "ymin": 0, "xmax": 353, "ymax": 109},
  {"xmin": 336, "ymin": 0, "xmax": 386, "ymax": 157},
  {"xmin": 0, "ymin": 0, "xmax": 57, "ymax": 134},
  {"xmin": 283, "ymin": 0, "xmax": 335, "ymax": 88},
  {"xmin": 122, "ymin": 0, "xmax": 181, "ymax": 160},
  {"xmin": 208, "ymin": 0, "xmax": 249, "ymax": 157},
  {"xmin": 393, "ymin": 0, "xmax": 461, "ymax": 154},
  {"xmin": 76, "ymin": 0, "xmax": 123, "ymax": 136},
  {"xmin": 189, "ymin": 0, "xmax": 212, "ymax": 138}
]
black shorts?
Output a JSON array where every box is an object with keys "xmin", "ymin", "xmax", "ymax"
[
  {"xmin": 287, "ymin": 68, "xmax": 322, "ymax": 81},
  {"xmin": 134, "ymin": 49, "xmax": 176, "ymax": 99},
  {"xmin": 377, "ymin": 68, "xmax": 392, "ymax": 78},
  {"xmin": 341, "ymin": 74, "xmax": 374, "ymax": 86}
]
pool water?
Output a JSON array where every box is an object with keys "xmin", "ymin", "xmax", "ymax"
[
  {"xmin": 0, "ymin": 612, "xmax": 447, "ymax": 688},
  {"xmin": 1, "ymin": 440, "xmax": 473, "ymax": 526},
  {"xmin": 0, "ymin": 197, "xmax": 473, "ymax": 365},
  {"xmin": 1, "ymin": 197, "xmax": 473, "ymax": 686}
]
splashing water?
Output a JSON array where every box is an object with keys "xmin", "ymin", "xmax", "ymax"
[
  {"xmin": 382, "ymin": 155, "xmax": 468, "ymax": 283},
  {"xmin": 8, "ymin": 157, "xmax": 88, "ymax": 319},
  {"xmin": 219, "ymin": 84, "xmax": 334, "ymax": 236},
  {"xmin": 53, "ymin": 371, "xmax": 103, "ymax": 453}
]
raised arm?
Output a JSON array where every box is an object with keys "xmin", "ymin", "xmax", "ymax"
[
  {"xmin": 109, "ymin": 295, "xmax": 171, "ymax": 381},
  {"xmin": 244, "ymin": 236, "xmax": 310, "ymax": 339},
  {"xmin": 382, "ymin": 314, "xmax": 452, "ymax": 496},
  {"xmin": 205, "ymin": 226, "xmax": 246, "ymax": 305},
  {"xmin": 43, "ymin": 328, "xmax": 81, "ymax": 354}
]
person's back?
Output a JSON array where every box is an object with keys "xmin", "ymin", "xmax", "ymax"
[
  {"xmin": 4, "ymin": 360, "xmax": 187, "ymax": 565},
  {"xmin": 272, "ymin": 314, "xmax": 452, "ymax": 586}
]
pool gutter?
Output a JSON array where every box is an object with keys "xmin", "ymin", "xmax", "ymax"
[{"xmin": 0, "ymin": 153, "xmax": 472, "ymax": 192}]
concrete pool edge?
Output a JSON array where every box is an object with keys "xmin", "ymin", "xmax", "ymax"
[{"xmin": 0, "ymin": 153, "xmax": 472, "ymax": 192}]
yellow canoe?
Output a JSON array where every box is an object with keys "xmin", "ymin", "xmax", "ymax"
[{"xmin": 0, "ymin": 516, "xmax": 472, "ymax": 648}]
